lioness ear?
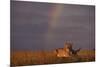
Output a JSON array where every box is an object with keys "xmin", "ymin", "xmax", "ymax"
[{"xmin": 53, "ymin": 49, "xmax": 58, "ymax": 54}]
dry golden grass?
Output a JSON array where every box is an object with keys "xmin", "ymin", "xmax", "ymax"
[{"xmin": 11, "ymin": 50, "xmax": 95, "ymax": 66}]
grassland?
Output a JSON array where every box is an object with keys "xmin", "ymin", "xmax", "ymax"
[{"xmin": 11, "ymin": 50, "xmax": 95, "ymax": 66}]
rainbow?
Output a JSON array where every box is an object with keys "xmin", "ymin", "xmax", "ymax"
[
  {"xmin": 45, "ymin": 4, "xmax": 64, "ymax": 48},
  {"xmin": 49, "ymin": 4, "xmax": 64, "ymax": 28}
]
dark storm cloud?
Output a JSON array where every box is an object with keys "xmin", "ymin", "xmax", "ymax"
[
  {"xmin": 11, "ymin": 1, "xmax": 95, "ymax": 50},
  {"xmin": 44, "ymin": 5, "xmax": 95, "ymax": 50},
  {"xmin": 11, "ymin": 1, "xmax": 53, "ymax": 26}
]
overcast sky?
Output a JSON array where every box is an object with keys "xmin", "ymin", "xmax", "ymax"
[{"xmin": 11, "ymin": 1, "xmax": 95, "ymax": 51}]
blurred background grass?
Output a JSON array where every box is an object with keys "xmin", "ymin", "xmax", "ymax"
[{"xmin": 11, "ymin": 50, "xmax": 95, "ymax": 66}]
